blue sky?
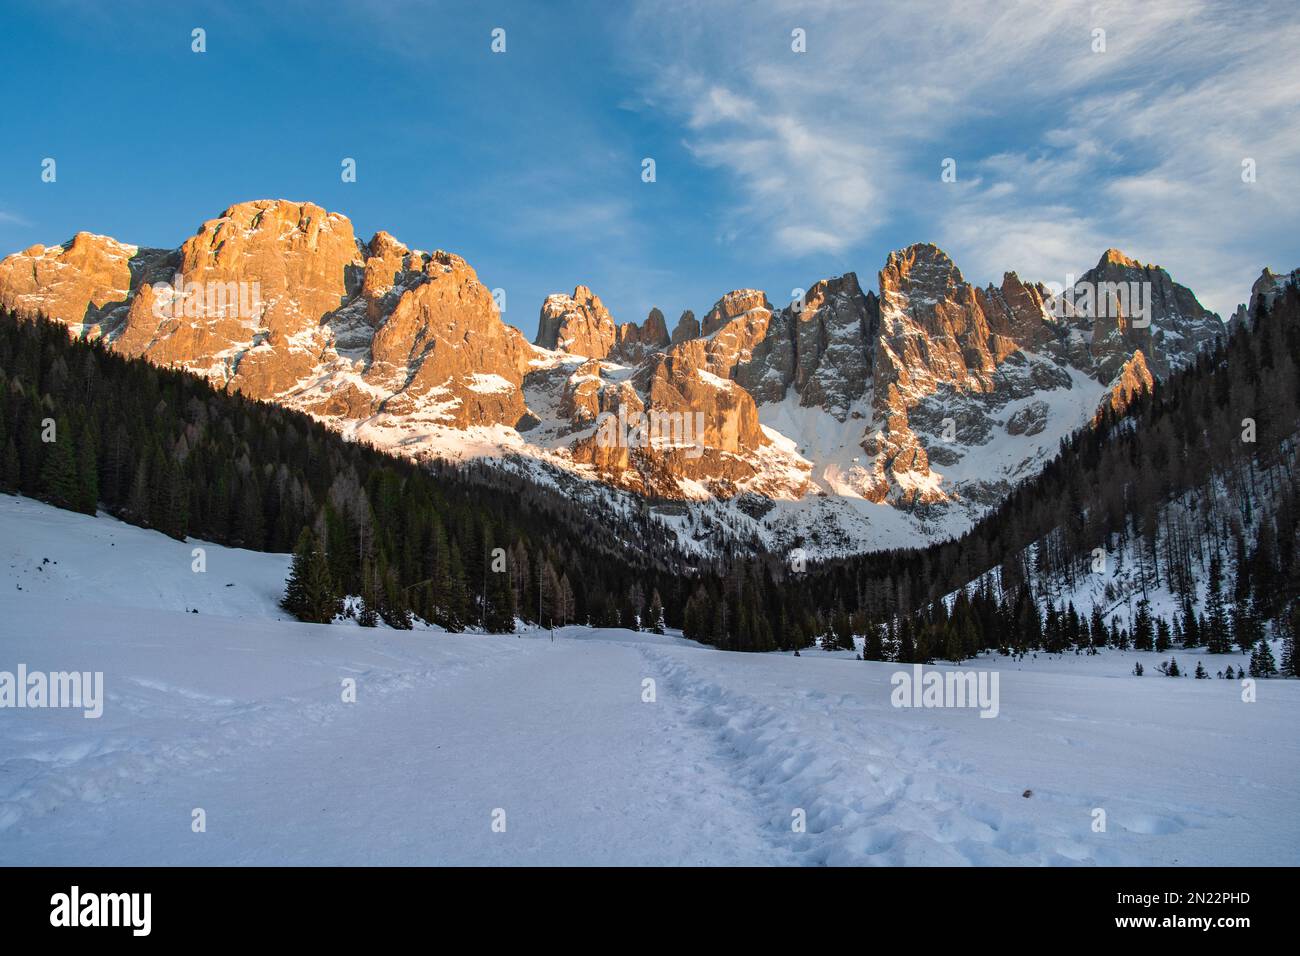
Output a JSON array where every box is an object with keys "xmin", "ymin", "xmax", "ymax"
[{"xmin": 1, "ymin": 0, "xmax": 1297, "ymax": 335}]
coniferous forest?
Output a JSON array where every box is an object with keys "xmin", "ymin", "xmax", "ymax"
[
  {"xmin": 683, "ymin": 279, "xmax": 1300, "ymax": 671},
  {"xmin": 0, "ymin": 308, "xmax": 690, "ymax": 633},
  {"xmin": 2, "ymin": 281, "xmax": 1299, "ymax": 677}
]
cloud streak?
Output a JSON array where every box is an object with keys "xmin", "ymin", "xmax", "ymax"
[{"xmin": 626, "ymin": 0, "xmax": 1300, "ymax": 315}]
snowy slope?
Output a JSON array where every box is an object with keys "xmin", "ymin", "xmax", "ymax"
[
  {"xmin": 0, "ymin": 494, "xmax": 291, "ymax": 619},
  {"xmin": 1, "ymin": 495, "xmax": 1296, "ymax": 865}
]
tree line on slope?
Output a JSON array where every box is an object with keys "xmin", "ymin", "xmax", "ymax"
[
  {"xmin": 0, "ymin": 308, "xmax": 687, "ymax": 633},
  {"xmin": 682, "ymin": 279, "xmax": 1300, "ymax": 672},
  {"xmin": 5, "ymin": 274, "xmax": 1300, "ymax": 677}
]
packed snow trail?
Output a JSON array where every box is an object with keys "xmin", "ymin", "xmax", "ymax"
[
  {"xmin": 633, "ymin": 643, "xmax": 1296, "ymax": 865},
  {"xmin": 0, "ymin": 607, "xmax": 793, "ymax": 865},
  {"xmin": 1, "ymin": 496, "xmax": 1297, "ymax": 865}
]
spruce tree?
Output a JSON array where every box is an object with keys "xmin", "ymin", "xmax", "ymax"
[
  {"xmin": 944, "ymin": 624, "xmax": 963, "ymax": 663},
  {"xmin": 898, "ymin": 618, "xmax": 915, "ymax": 663},
  {"xmin": 1249, "ymin": 636, "xmax": 1278, "ymax": 678},
  {"xmin": 1, "ymin": 439, "xmax": 19, "ymax": 490},
  {"xmin": 558, "ymin": 574, "xmax": 575, "ymax": 627},
  {"xmin": 1133, "ymin": 600, "xmax": 1154, "ymax": 651},
  {"xmin": 1089, "ymin": 606, "xmax": 1106, "ymax": 648},
  {"xmin": 379, "ymin": 557, "xmax": 414, "ymax": 629},
  {"xmin": 1233, "ymin": 595, "xmax": 1263, "ymax": 654},
  {"xmin": 483, "ymin": 559, "xmax": 516, "ymax": 633},
  {"xmin": 357, "ymin": 595, "xmax": 379, "ymax": 627},
  {"xmin": 648, "ymin": 589, "xmax": 665, "ymax": 635},
  {"xmin": 37, "ymin": 417, "xmax": 79, "ymax": 509},
  {"xmin": 75, "ymin": 423, "xmax": 98, "ymax": 514},
  {"xmin": 1180, "ymin": 595, "xmax": 1201, "ymax": 647},
  {"xmin": 357, "ymin": 555, "xmax": 380, "ymax": 627},
  {"xmin": 1205, "ymin": 555, "xmax": 1232, "ymax": 652},
  {"xmin": 863, "ymin": 622, "xmax": 885, "ymax": 661},
  {"xmin": 1155, "ymin": 616, "xmax": 1171, "ymax": 652},
  {"xmin": 1282, "ymin": 609, "xmax": 1299, "ymax": 677},
  {"xmin": 832, "ymin": 605, "xmax": 854, "ymax": 651},
  {"xmin": 281, "ymin": 527, "xmax": 342, "ymax": 624}
]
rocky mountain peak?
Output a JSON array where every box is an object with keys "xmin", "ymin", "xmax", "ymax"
[
  {"xmin": 610, "ymin": 307, "xmax": 671, "ymax": 362},
  {"xmin": 0, "ymin": 201, "xmax": 1258, "ymax": 555},
  {"xmin": 642, "ymin": 307, "xmax": 670, "ymax": 345},
  {"xmin": 880, "ymin": 243, "xmax": 965, "ymax": 307},
  {"xmin": 780, "ymin": 271, "xmax": 875, "ymax": 419},
  {"xmin": 535, "ymin": 284, "xmax": 617, "ymax": 358},
  {"xmin": 1097, "ymin": 349, "xmax": 1154, "ymax": 421},
  {"xmin": 0, "ymin": 231, "xmax": 161, "ymax": 334},
  {"xmin": 670, "ymin": 309, "xmax": 700, "ymax": 345},
  {"xmin": 1074, "ymin": 248, "xmax": 1221, "ymax": 381},
  {"xmin": 367, "ymin": 230, "xmax": 410, "ymax": 259},
  {"xmin": 1249, "ymin": 266, "xmax": 1300, "ymax": 309},
  {"xmin": 702, "ymin": 289, "xmax": 771, "ymax": 336},
  {"xmin": 1097, "ymin": 248, "xmax": 1144, "ymax": 270}
]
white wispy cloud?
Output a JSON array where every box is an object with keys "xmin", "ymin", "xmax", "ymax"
[{"xmin": 625, "ymin": 0, "xmax": 1300, "ymax": 315}]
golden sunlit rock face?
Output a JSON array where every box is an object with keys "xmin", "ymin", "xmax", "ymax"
[
  {"xmin": 535, "ymin": 285, "xmax": 617, "ymax": 359},
  {"xmin": 0, "ymin": 202, "xmax": 1223, "ymax": 513}
]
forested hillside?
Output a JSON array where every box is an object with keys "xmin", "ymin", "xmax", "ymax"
[
  {"xmin": 4, "ymin": 274, "xmax": 1300, "ymax": 673},
  {"xmin": 707, "ymin": 279, "xmax": 1300, "ymax": 670},
  {"xmin": 0, "ymin": 309, "xmax": 693, "ymax": 633}
]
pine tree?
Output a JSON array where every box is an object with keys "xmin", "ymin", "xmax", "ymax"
[
  {"xmin": 1205, "ymin": 555, "xmax": 1232, "ymax": 652},
  {"xmin": 819, "ymin": 624, "xmax": 838, "ymax": 652},
  {"xmin": 944, "ymin": 623, "xmax": 963, "ymax": 663},
  {"xmin": 444, "ymin": 541, "xmax": 468, "ymax": 631},
  {"xmin": 558, "ymin": 573, "xmax": 575, "ymax": 627},
  {"xmin": 37, "ymin": 417, "xmax": 79, "ymax": 508},
  {"xmin": 1, "ymin": 439, "xmax": 19, "ymax": 490},
  {"xmin": 1233, "ymin": 595, "xmax": 1263, "ymax": 654},
  {"xmin": 832, "ymin": 605, "xmax": 854, "ymax": 651},
  {"xmin": 1133, "ymin": 600, "xmax": 1154, "ymax": 651},
  {"xmin": 537, "ymin": 560, "xmax": 557, "ymax": 629},
  {"xmin": 378, "ymin": 556, "xmax": 414, "ymax": 629},
  {"xmin": 75, "ymin": 423, "xmax": 98, "ymax": 514},
  {"xmin": 1194, "ymin": 660, "xmax": 1208, "ymax": 679},
  {"xmin": 1111, "ymin": 619, "xmax": 1128, "ymax": 649},
  {"xmin": 357, "ymin": 555, "xmax": 380, "ymax": 627},
  {"xmin": 1044, "ymin": 602, "xmax": 1062, "ymax": 652},
  {"xmin": 682, "ymin": 587, "xmax": 705, "ymax": 641},
  {"xmin": 863, "ymin": 621, "xmax": 885, "ymax": 660},
  {"xmin": 1180, "ymin": 595, "xmax": 1201, "ymax": 647},
  {"xmin": 483, "ymin": 557, "xmax": 516, "ymax": 633},
  {"xmin": 1089, "ymin": 605, "xmax": 1106, "ymax": 648},
  {"xmin": 626, "ymin": 581, "xmax": 645, "ymax": 631},
  {"xmin": 281, "ymin": 527, "xmax": 343, "ymax": 624},
  {"xmin": 357, "ymin": 595, "xmax": 379, "ymax": 627},
  {"xmin": 898, "ymin": 618, "xmax": 915, "ymax": 663},
  {"xmin": 1155, "ymin": 616, "xmax": 1171, "ymax": 652},
  {"xmin": 648, "ymin": 589, "xmax": 665, "ymax": 635},
  {"xmin": 1282, "ymin": 608, "xmax": 1299, "ymax": 677},
  {"xmin": 1249, "ymin": 636, "xmax": 1278, "ymax": 678}
]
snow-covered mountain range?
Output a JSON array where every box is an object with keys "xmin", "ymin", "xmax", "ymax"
[{"xmin": 0, "ymin": 199, "xmax": 1245, "ymax": 557}]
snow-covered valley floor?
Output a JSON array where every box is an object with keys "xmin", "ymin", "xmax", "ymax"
[{"xmin": 1, "ymin": 495, "xmax": 1297, "ymax": 866}]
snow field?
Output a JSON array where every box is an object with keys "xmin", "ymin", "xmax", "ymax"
[{"xmin": 1, "ymin": 495, "xmax": 1296, "ymax": 865}]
